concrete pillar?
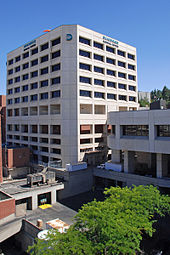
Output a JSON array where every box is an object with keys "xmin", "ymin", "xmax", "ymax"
[
  {"xmin": 111, "ymin": 150, "xmax": 120, "ymax": 163},
  {"xmin": 124, "ymin": 151, "xmax": 129, "ymax": 173},
  {"xmin": 156, "ymin": 153, "xmax": 162, "ymax": 178},
  {"xmin": 32, "ymin": 194, "xmax": 38, "ymax": 210},
  {"xmin": 124, "ymin": 151, "xmax": 135, "ymax": 173},
  {"xmin": 51, "ymin": 190, "xmax": 56, "ymax": 204}
]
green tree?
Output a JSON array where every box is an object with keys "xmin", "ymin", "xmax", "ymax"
[
  {"xmin": 139, "ymin": 97, "xmax": 149, "ymax": 107},
  {"xmin": 28, "ymin": 186, "xmax": 170, "ymax": 255}
]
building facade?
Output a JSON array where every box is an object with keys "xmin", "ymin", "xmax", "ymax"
[
  {"xmin": 6, "ymin": 25, "xmax": 138, "ymax": 167},
  {"xmin": 106, "ymin": 109, "xmax": 170, "ymax": 188}
]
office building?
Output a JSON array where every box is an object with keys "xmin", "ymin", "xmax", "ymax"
[{"xmin": 6, "ymin": 25, "xmax": 138, "ymax": 167}]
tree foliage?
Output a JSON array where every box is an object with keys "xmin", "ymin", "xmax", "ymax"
[
  {"xmin": 151, "ymin": 86, "xmax": 170, "ymax": 104},
  {"xmin": 28, "ymin": 185, "xmax": 170, "ymax": 255},
  {"xmin": 139, "ymin": 97, "xmax": 149, "ymax": 107}
]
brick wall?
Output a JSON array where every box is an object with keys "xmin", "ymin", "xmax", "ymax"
[{"xmin": 0, "ymin": 198, "xmax": 15, "ymax": 220}]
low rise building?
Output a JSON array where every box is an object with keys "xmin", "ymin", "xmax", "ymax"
[{"xmin": 103, "ymin": 109, "xmax": 170, "ymax": 189}]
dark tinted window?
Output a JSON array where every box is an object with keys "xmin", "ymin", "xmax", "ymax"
[
  {"xmin": 41, "ymin": 55, "xmax": 48, "ymax": 63},
  {"xmin": 80, "ymin": 76, "xmax": 91, "ymax": 84},
  {"xmin": 31, "ymin": 59, "xmax": 38, "ymax": 66},
  {"xmin": 80, "ymin": 90, "xmax": 91, "ymax": 97},
  {"xmin": 128, "ymin": 75, "xmax": 135, "ymax": 81},
  {"xmin": 23, "ymin": 63, "xmax": 29, "ymax": 69},
  {"xmin": 79, "ymin": 37, "xmax": 90, "ymax": 45},
  {"xmin": 94, "ymin": 66, "xmax": 104, "ymax": 73},
  {"xmin": 106, "ymin": 58, "xmax": 115, "ymax": 65},
  {"xmin": 30, "ymin": 82, "xmax": 38, "ymax": 89},
  {"xmin": 51, "ymin": 64, "xmax": 60, "ymax": 72},
  {"xmin": 31, "ymin": 71, "xmax": 38, "ymax": 78},
  {"xmin": 106, "ymin": 46, "xmax": 115, "ymax": 53},
  {"xmin": 51, "ymin": 37, "xmax": 61, "ymax": 46},
  {"xmin": 128, "ymin": 53, "xmax": 135, "ymax": 60},
  {"xmin": 80, "ymin": 63, "xmax": 91, "ymax": 71},
  {"xmin": 31, "ymin": 47, "xmax": 38, "ymax": 55},
  {"xmin": 107, "ymin": 81, "xmax": 116, "ymax": 88},
  {"xmin": 52, "ymin": 50, "xmax": 60, "ymax": 59},
  {"xmin": 8, "ymin": 59, "xmax": 13, "ymax": 65},
  {"xmin": 15, "ymin": 56, "xmax": 21, "ymax": 62},
  {"xmin": 41, "ymin": 80, "xmax": 48, "ymax": 87},
  {"xmin": 94, "ymin": 41, "xmax": 103, "ymax": 49},
  {"xmin": 41, "ymin": 67, "xmax": 48, "ymax": 75},
  {"xmin": 118, "ymin": 72, "xmax": 126, "ymax": 79},
  {"xmin": 22, "ymin": 85, "xmax": 28, "ymax": 91},
  {"xmin": 107, "ymin": 69, "xmax": 115, "ymax": 76},
  {"xmin": 40, "ymin": 92, "xmax": 48, "ymax": 100},
  {"xmin": 117, "ymin": 50, "xmax": 125, "ymax": 57},
  {"xmin": 41, "ymin": 42, "xmax": 49, "ymax": 51},
  {"xmin": 107, "ymin": 93, "xmax": 116, "ymax": 100},
  {"xmin": 23, "ymin": 52, "xmax": 29, "ymax": 59},
  {"xmin": 23, "ymin": 74, "xmax": 29, "ymax": 80},
  {"xmin": 8, "ymin": 69, "xmax": 13, "ymax": 75},
  {"xmin": 79, "ymin": 50, "xmax": 90, "ymax": 58},
  {"xmin": 94, "ymin": 92, "xmax": 104, "ymax": 98},
  {"xmin": 51, "ymin": 90, "xmax": 60, "ymax": 98},
  {"xmin": 118, "ymin": 83, "xmax": 126, "ymax": 90},
  {"xmin": 94, "ymin": 79, "xmax": 104, "ymax": 86},
  {"xmin": 51, "ymin": 77, "xmax": 60, "ymax": 85},
  {"xmin": 118, "ymin": 61, "xmax": 126, "ymax": 68}
]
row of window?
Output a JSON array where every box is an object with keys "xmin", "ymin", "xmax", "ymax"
[
  {"xmin": 8, "ymin": 64, "xmax": 60, "ymax": 85},
  {"xmin": 7, "ymin": 90, "xmax": 60, "ymax": 104},
  {"xmin": 110, "ymin": 125, "xmax": 170, "ymax": 138},
  {"xmin": 79, "ymin": 76, "xmax": 136, "ymax": 91},
  {"xmin": 79, "ymin": 63, "xmax": 136, "ymax": 81},
  {"xmin": 7, "ymin": 134, "xmax": 61, "ymax": 144},
  {"xmin": 79, "ymin": 36, "xmax": 135, "ymax": 60},
  {"xmin": 80, "ymin": 90, "xmax": 136, "ymax": 101},
  {"xmin": 79, "ymin": 49, "xmax": 135, "ymax": 70},
  {"xmin": 8, "ymin": 51, "xmax": 60, "ymax": 75},
  {"xmin": 7, "ymin": 77, "xmax": 60, "ymax": 95},
  {"xmin": 8, "ymin": 38, "xmax": 61, "ymax": 65},
  {"xmin": 7, "ymin": 124, "xmax": 61, "ymax": 134}
]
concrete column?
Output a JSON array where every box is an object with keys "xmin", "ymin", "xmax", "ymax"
[
  {"xmin": 124, "ymin": 151, "xmax": 129, "ymax": 173},
  {"xmin": 51, "ymin": 190, "xmax": 56, "ymax": 204},
  {"xmin": 111, "ymin": 150, "xmax": 120, "ymax": 163},
  {"xmin": 156, "ymin": 153, "xmax": 162, "ymax": 178},
  {"xmin": 32, "ymin": 194, "xmax": 38, "ymax": 210},
  {"xmin": 124, "ymin": 151, "xmax": 135, "ymax": 173}
]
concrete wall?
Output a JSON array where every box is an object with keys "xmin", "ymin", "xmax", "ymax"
[{"xmin": 58, "ymin": 168, "xmax": 93, "ymax": 200}]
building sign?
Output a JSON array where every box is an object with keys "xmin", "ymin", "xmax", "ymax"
[
  {"xmin": 66, "ymin": 34, "xmax": 72, "ymax": 41},
  {"xmin": 23, "ymin": 40, "xmax": 36, "ymax": 50},
  {"xmin": 103, "ymin": 36, "xmax": 118, "ymax": 47}
]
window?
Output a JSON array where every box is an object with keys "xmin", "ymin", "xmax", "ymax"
[
  {"xmin": 94, "ymin": 92, "xmax": 104, "ymax": 99},
  {"xmin": 107, "ymin": 81, "xmax": 116, "ymax": 88},
  {"xmin": 52, "ymin": 148, "xmax": 61, "ymax": 154},
  {"xmin": 15, "ymin": 56, "xmax": 21, "ymax": 62},
  {"xmin": 31, "ymin": 137, "xmax": 38, "ymax": 142},
  {"xmin": 23, "ymin": 52, "xmax": 29, "ymax": 59},
  {"xmin": 107, "ymin": 69, "xmax": 115, "ymax": 76},
  {"xmin": 8, "ymin": 99, "xmax": 13, "ymax": 105},
  {"xmin": 41, "ymin": 55, "xmax": 48, "ymax": 63},
  {"xmin": 107, "ymin": 93, "xmax": 116, "ymax": 100},
  {"xmin": 31, "ymin": 47, "xmax": 38, "ymax": 55},
  {"xmin": 128, "ymin": 74, "xmax": 136, "ymax": 81},
  {"xmin": 22, "ymin": 96, "xmax": 28, "ymax": 102},
  {"xmin": 23, "ymin": 74, "xmax": 29, "ymax": 80},
  {"xmin": 51, "ymin": 37, "xmax": 61, "ymax": 46},
  {"xmin": 129, "ymin": 96, "xmax": 136, "ymax": 102},
  {"xmin": 94, "ymin": 79, "xmax": 104, "ymax": 86},
  {"xmin": 15, "ymin": 76, "xmax": 20, "ymax": 83},
  {"xmin": 8, "ymin": 69, "xmax": 13, "ymax": 75},
  {"xmin": 122, "ymin": 125, "xmax": 149, "ymax": 136},
  {"xmin": 95, "ymin": 137, "xmax": 104, "ymax": 143},
  {"xmin": 8, "ymin": 89, "xmax": 13, "ymax": 95},
  {"xmin": 30, "ymin": 94, "xmax": 38, "ymax": 101},
  {"xmin": 106, "ymin": 46, "xmax": 115, "ymax": 54},
  {"xmin": 80, "ymin": 139, "xmax": 91, "ymax": 144},
  {"xmin": 23, "ymin": 63, "xmax": 29, "ymax": 69},
  {"xmin": 22, "ymin": 85, "xmax": 28, "ymax": 91},
  {"xmin": 128, "ymin": 64, "xmax": 135, "ymax": 70},
  {"xmin": 40, "ymin": 92, "xmax": 48, "ymax": 100},
  {"xmin": 51, "ymin": 64, "xmax": 60, "ymax": 72},
  {"xmin": 80, "ymin": 63, "xmax": 91, "ymax": 71},
  {"xmin": 40, "ymin": 80, "xmax": 48, "ymax": 87},
  {"xmin": 51, "ymin": 90, "xmax": 60, "ymax": 98},
  {"xmin": 128, "ymin": 53, "xmax": 135, "ymax": 60},
  {"xmin": 30, "ymin": 82, "xmax": 38, "ymax": 90},
  {"xmin": 80, "ymin": 90, "xmax": 91, "ymax": 97},
  {"xmin": 31, "ymin": 59, "xmax": 38, "ymax": 66},
  {"xmin": 117, "ymin": 50, "xmax": 125, "ymax": 57},
  {"xmin": 14, "ymin": 87, "xmax": 20, "ymax": 93},
  {"xmin": 41, "ymin": 67, "xmax": 48, "ymax": 75},
  {"xmin": 31, "ymin": 71, "xmax": 38, "ymax": 78},
  {"xmin": 51, "ymin": 125, "xmax": 60, "ymax": 135},
  {"xmin": 79, "ymin": 50, "xmax": 90, "ymax": 58},
  {"xmin": 129, "ymin": 85, "xmax": 136, "ymax": 91},
  {"xmin": 95, "ymin": 124, "xmax": 104, "ymax": 133},
  {"xmin": 118, "ymin": 83, "xmax": 126, "ymax": 90},
  {"xmin": 79, "ymin": 76, "xmax": 91, "ymax": 84},
  {"xmin": 15, "ymin": 66, "xmax": 20, "ymax": 72},
  {"xmin": 79, "ymin": 36, "xmax": 90, "ymax": 45},
  {"xmin": 118, "ymin": 61, "xmax": 126, "ymax": 68},
  {"xmin": 8, "ymin": 79, "xmax": 13, "ymax": 85},
  {"xmin": 14, "ymin": 97, "xmax": 20, "ymax": 104},
  {"xmin": 8, "ymin": 59, "xmax": 13, "ymax": 65},
  {"xmin": 94, "ymin": 54, "xmax": 104, "ymax": 62},
  {"xmin": 106, "ymin": 57, "xmax": 115, "ymax": 65},
  {"xmin": 118, "ymin": 72, "xmax": 126, "ymax": 79},
  {"xmin": 93, "ymin": 41, "xmax": 103, "ymax": 49},
  {"xmin": 52, "ymin": 50, "xmax": 60, "ymax": 59},
  {"xmin": 51, "ymin": 77, "xmax": 60, "ymax": 85},
  {"xmin": 157, "ymin": 125, "xmax": 170, "ymax": 137},
  {"xmin": 94, "ymin": 66, "xmax": 104, "ymax": 74},
  {"xmin": 41, "ymin": 42, "xmax": 49, "ymax": 51},
  {"xmin": 119, "ymin": 95, "xmax": 127, "ymax": 101}
]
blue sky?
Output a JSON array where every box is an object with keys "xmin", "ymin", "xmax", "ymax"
[{"xmin": 0, "ymin": 0, "xmax": 170, "ymax": 95}]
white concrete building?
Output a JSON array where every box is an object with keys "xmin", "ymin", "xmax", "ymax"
[
  {"xmin": 105, "ymin": 109, "xmax": 170, "ymax": 188},
  {"xmin": 6, "ymin": 25, "xmax": 138, "ymax": 167}
]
